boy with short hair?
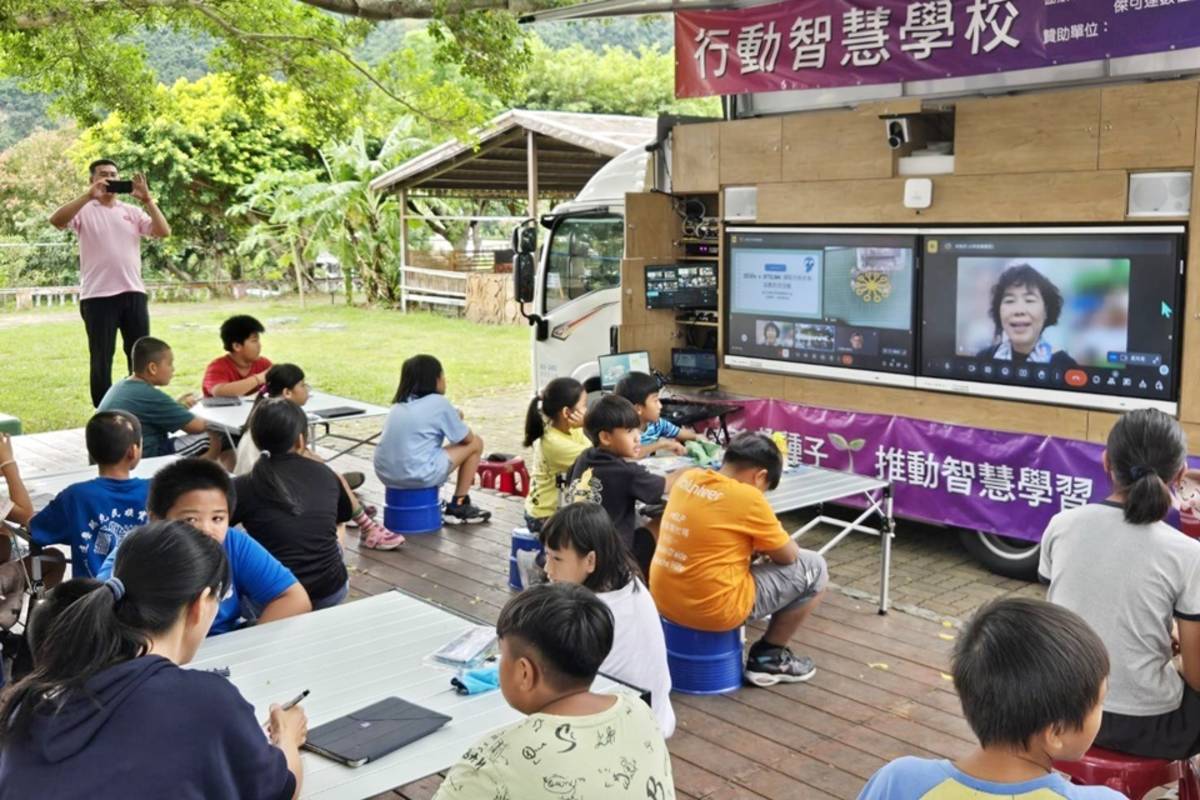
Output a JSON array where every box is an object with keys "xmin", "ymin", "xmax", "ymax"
[
  {"xmin": 99, "ymin": 335, "xmax": 215, "ymax": 458},
  {"xmin": 434, "ymin": 583, "xmax": 675, "ymax": 799},
  {"xmin": 858, "ymin": 597, "xmax": 1122, "ymax": 799},
  {"xmin": 567, "ymin": 395, "xmax": 685, "ymax": 572},
  {"xmin": 614, "ymin": 372, "xmax": 699, "ymax": 457},
  {"xmin": 203, "ymin": 314, "xmax": 272, "ymax": 397},
  {"xmin": 29, "ymin": 411, "xmax": 150, "ymax": 578},
  {"xmin": 97, "ymin": 457, "xmax": 311, "ymax": 634},
  {"xmin": 650, "ymin": 431, "xmax": 827, "ymax": 686}
]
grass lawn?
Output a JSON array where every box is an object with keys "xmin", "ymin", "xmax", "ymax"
[{"xmin": 0, "ymin": 298, "xmax": 533, "ymax": 433}]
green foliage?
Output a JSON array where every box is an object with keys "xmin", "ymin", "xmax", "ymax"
[
  {"xmin": 0, "ymin": 126, "xmax": 79, "ymax": 286},
  {"xmin": 74, "ymin": 75, "xmax": 321, "ymax": 281},
  {"xmin": 233, "ymin": 121, "xmax": 429, "ymax": 303},
  {"xmin": 531, "ymin": 15, "xmax": 674, "ymax": 54},
  {"xmin": 520, "ymin": 38, "xmax": 720, "ymax": 117}
]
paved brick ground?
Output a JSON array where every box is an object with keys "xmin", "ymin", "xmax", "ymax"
[{"xmin": 342, "ymin": 386, "xmax": 1045, "ymax": 625}]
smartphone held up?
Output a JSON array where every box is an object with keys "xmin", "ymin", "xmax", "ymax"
[{"xmin": 105, "ymin": 180, "xmax": 133, "ymax": 194}]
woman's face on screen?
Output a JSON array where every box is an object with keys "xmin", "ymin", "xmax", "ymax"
[{"xmin": 999, "ymin": 282, "xmax": 1047, "ymax": 353}]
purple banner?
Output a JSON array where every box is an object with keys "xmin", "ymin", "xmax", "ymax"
[
  {"xmin": 676, "ymin": 0, "xmax": 1200, "ymax": 98},
  {"xmin": 725, "ymin": 397, "xmax": 1110, "ymax": 541}
]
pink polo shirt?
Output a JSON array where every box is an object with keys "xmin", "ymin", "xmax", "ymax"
[{"xmin": 70, "ymin": 200, "xmax": 154, "ymax": 300}]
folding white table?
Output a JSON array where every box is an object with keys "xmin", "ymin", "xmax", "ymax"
[
  {"xmin": 23, "ymin": 455, "xmax": 180, "ymax": 511},
  {"xmin": 191, "ymin": 390, "xmax": 392, "ymax": 461},
  {"xmin": 645, "ymin": 457, "xmax": 895, "ymax": 614},
  {"xmin": 190, "ymin": 590, "xmax": 619, "ymax": 800}
]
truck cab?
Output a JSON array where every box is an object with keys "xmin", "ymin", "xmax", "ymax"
[{"xmin": 524, "ymin": 145, "xmax": 653, "ymax": 390}]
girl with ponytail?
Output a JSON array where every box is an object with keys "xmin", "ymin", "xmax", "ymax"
[
  {"xmin": 1040, "ymin": 408, "xmax": 1200, "ymax": 760},
  {"xmin": 0, "ymin": 521, "xmax": 306, "ymax": 799},
  {"xmin": 231, "ymin": 398, "xmax": 358, "ymax": 609},
  {"xmin": 523, "ymin": 377, "xmax": 588, "ymax": 533},
  {"xmin": 233, "ymin": 366, "xmax": 402, "ymax": 550}
]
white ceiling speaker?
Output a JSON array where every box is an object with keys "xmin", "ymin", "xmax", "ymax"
[{"xmin": 1128, "ymin": 171, "xmax": 1192, "ymax": 217}]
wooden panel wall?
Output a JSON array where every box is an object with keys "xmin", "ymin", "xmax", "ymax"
[
  {"xmin": 756, "ymin": 171, "xmax": 1127, "ymax": 224},
  {"xmin": 663, "ymin": 78, "xmax": 1200, "ymax": 441},
  {"xmin": 954, "ymin": 89, "xmax": 1101, "ymax": 175},
  {"xmin": 672, "ymin": 122, "xmax": 720, "ymax": 193},
  {"xmin": 1100, "ymin": 81, "xmax": 1199, "ymax": 170}
]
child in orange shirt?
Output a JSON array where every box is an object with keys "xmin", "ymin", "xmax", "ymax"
[{"xmin": 650, "ymin": 431, "xmax": 828, "ymax": 687}]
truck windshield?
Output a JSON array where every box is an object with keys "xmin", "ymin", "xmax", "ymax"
[{"xmin": 544, "ymin": 214, "xmax": 623, "ymax": 312}]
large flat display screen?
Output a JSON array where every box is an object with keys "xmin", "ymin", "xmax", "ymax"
[
  {"xmin": 919, "ymin": 227, "xmax": 1184, "ymax": 413},
  {"xmin": 724, "ymin": 228, "xmax": 918, "ymax": 386}
]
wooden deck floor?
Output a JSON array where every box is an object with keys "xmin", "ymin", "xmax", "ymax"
[{"xmin": 12, "ymin": 429, "xmax": 974, "ymax": 800}]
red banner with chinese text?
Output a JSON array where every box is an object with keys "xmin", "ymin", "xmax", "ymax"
[{"xmin": 674, "ymin": 0, "xmax": 1200, "ymax": 99}]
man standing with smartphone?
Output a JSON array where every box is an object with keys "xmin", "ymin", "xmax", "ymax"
[{"xmin": 50, "ymin": 159, "xmax": 172, "ymax": 407}]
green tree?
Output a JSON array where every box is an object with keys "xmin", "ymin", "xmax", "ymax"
[
  {"xmin": 0, "ymin": 125, "xmax": 80, "ymax": 286},
  {"xmin": 73, "ymin": 74, "xmax": 321, "ymax": 281},
  {"xmin": 233, "ymin": 122, "xmax": 428, "ymax": 304},
  {"xmin": 0, "ymin": 1, "xmax": 546, "ymax": 136},
  {"xmin": 520, "ymin": 38, "xmax": 719, "ymax": 117}
]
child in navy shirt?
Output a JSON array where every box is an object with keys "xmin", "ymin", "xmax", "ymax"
[
  {"xmin": 374, "ymin": 354, "xmax": 489, "ymax": 523},
  {"xmin": 29, "ymin": 411, "xmax": 149, "ymax": 578},
  {"xmin": 98, "ymin": 457, "xmax": 309, "ymax": 634},
  {"xmin": 614, "ymin": 372, "xmax": 699, "ymax": 457},
  {"xmin": 858, "ymin": 598, "xmax": 1122, "ymax": 800}
]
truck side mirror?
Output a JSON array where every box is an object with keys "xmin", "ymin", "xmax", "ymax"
[
  {"xmin": 512, "ymin": 222, "xmax": 537, "ymax": 255},
  {"xmin": 515, "ymin": 253, "xmax": 535, "ymax": 304}
]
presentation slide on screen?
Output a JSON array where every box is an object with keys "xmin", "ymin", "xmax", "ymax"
[
  {"xmin": 730, "ymin": 249, "xmax": 823, "ymax": 318},
  {"xmin": 954, "ymin": 258, "xmax": 1130, "ymax": 369}
]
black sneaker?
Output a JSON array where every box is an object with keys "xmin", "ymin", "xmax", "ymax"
[
  {"xmin": 442, "ymin": 497, "xmax": 492, "ymax": 524},
  {"xmin": 744, "ymin": 645, "xmax": 816, "ymax": 687}
]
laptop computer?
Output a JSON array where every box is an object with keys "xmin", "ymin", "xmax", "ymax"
[
  {"xmin": 671, "ymin": 349, "xmax": 718, "ymax": 386},
  {"xmin": 598, "ymin": 350, "xmax": 651, "ymax": 392}
]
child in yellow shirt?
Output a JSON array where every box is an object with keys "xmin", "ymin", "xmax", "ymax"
[{"xmin": 523, "ymin": 377, "xmax": 589, "ymax": 532}]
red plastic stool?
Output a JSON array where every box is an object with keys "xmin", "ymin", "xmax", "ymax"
[
  {"xmin": 476, "ymin": 455, "xmax": 530, "ymax": 497},
  {"xmin": 1054, "ymin": 746, "xmax": 1200, "ymax": 799}
]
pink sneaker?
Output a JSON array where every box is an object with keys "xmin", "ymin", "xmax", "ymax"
[{"xmin": 357, "ymin": 513, "xmax": 405, "ymax": 550}]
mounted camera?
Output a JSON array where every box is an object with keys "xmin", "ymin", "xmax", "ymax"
[{"xmin": 884, "ymin": 117, "xmax": 911, "ymax": 150}]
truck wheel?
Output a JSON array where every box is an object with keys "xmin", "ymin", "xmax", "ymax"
[{"xmin": 957, "ymin": 529, "xmax": 1040, "ymax": 581}]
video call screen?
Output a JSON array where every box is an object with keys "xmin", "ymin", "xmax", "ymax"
[
  {"xmin": 645, "ymin": 263, "xmax": 718, "ymax": 309},
  {"xmin": 724, "ymin": 229, "xmax": 918, "ymax": 376},
  {"xmin": 921, "ymin": 230, "xmax": 1184, "ymax": 403}
]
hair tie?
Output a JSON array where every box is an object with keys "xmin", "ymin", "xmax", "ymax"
[
  {"xmin": 105, "ymin": 577, "xmax": 126, "ymax": 603},
  {"xmin": 1130, "ymin": 465, "xmax": 1152, "ymax": 480}
]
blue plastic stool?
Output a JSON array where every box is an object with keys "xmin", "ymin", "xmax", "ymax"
[
  {"xmin": 383, "ymin": 487, "xmax": 442, "ymax": 535},
  {"xmin": 508, "ymin": 528, "xmax": 543, "ymax": 591},
  {"xmin": 662, "ymin": 618, "xmax": 744, "ymax": 695}
]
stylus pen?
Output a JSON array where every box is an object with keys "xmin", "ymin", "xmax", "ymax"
[{"xmin": 281, "ymin": 689, "xmax": 310, "ymax": 711}]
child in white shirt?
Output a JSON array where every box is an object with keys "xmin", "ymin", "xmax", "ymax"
[{"xmin": 540, "ymin": 501, "xmax": 675, "ymax": 737}]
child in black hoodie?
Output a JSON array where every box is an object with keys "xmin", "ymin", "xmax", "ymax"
[{"xmin": 566, "ymin": 395, "xmax": 688, "ymax": 574}]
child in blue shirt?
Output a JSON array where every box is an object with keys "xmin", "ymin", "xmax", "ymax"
[
  {"xmin": 374, "ymin": 354, "xmax": 490, "ymax": 523},
  {"xmin": 858, "ymin": 598, "xmax": 1122, "ymax": 800},
  {"xmin": 98, "ymin": 457, "xmax": 309, "ymax": 634},
  {"xmin": 29, "ymin": 411, "xmax": 150, "ymax": 578},
  {"xmin": 614, "ymin": 372, "xmax": 699, "ymax": 457}
]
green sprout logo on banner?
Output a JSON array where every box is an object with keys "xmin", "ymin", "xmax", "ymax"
[{"xmin": 827, "ymin": 433, "xmax": 867, "ymax": 473}]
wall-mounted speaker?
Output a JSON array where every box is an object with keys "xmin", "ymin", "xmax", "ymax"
[
  {"xmin": 1128, "ymin": 171, "xmax": 1192, "ymax": 217},
  {"xmin": 724, "ymin": 186, "xmax": 757, "ymax": 221}
]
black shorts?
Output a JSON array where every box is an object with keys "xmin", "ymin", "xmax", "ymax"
[{"xmin": 1095, "ymin": 683, "xmax": 1200, "ymax": 760}]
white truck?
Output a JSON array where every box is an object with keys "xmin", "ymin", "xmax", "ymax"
[{"xmin": 510, "ymin": 135, "xmax": 1044, "ymax": 580}]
